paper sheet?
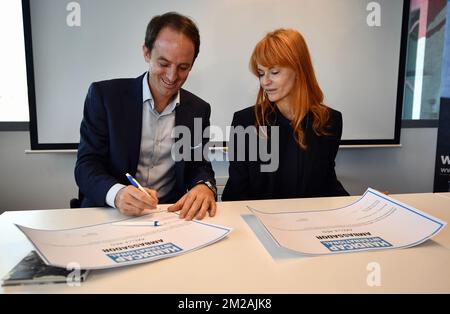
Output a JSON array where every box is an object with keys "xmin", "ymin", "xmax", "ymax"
[
  {"xmin": 16, "ymin": 209, "xmax": 232, "ymax": 269},
  {"xmin": 249, "ymin": 188, "xmax": 446, "ymax": 255}
]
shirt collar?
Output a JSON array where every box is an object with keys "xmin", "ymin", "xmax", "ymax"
[{"xmin": 142, "ymin": 72, "xmax": 180, "ymax": 113}]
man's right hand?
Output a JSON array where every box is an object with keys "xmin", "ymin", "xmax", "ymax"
[{"xmin": 114, "ymin": 186, "xmax": 158, "ymax": 216}]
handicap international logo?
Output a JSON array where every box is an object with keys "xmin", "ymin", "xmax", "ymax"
[
  {"xmin": 321, "ymin": 237, "xmax": 392, "ymax": 252},
  {"xmin": 106, "ymin": 243, "xmax": 183, "ymax": 263}
]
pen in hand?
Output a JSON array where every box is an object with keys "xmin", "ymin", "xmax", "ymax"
[{"xmin": 125, "ymin": 173, "xmax": 158, "ymax": 206}]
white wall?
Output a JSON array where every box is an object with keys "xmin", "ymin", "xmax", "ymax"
[
  {"xmin": 0, "ymin": 131, "xmax": 78, "ymax": 211},
  {"xmin": 336, "ymin": 127, "xmax": 438, "ymax": 195},
  {"xmin": 0, "ymin": 127, "xmax": 438, "ymax": 213}
]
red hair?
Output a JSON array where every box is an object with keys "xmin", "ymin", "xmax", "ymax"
[{"xmin": 250, "ymin": 28, "xmax": 330, "ymax": 149}]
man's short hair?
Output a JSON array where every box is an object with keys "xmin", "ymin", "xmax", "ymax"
[{"xmin": 144, "ymin": 12, "xmax": 200, "ymax": 62}]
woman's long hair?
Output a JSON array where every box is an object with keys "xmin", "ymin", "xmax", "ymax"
[{"xmin": 250, "ymin": 28, "xmax": 330, "ymax": 149}]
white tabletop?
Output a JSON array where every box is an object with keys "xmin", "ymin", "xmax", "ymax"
[
  {"xmin": 1, "ymin": 193, "xmax": 449, "ymax": 293},
  {"xmin": 436, "ymin": 192, "xmax": 450, "ymax": 199}
]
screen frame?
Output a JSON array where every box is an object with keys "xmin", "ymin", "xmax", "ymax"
[{"xmin": 22, "ymin": 0, "xmax": 410, "ymax": 150}]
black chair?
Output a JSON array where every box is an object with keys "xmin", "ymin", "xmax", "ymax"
[
  {"xmin": 69, "ymin": 191, "xmax": 83, "ymax": 208},
  {"xmin": 70, "ymin": 198, "xmax": 80, "ymax": 208}
]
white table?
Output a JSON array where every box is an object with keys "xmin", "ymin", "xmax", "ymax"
[
  {"xmin": 1, "ymin": 193, "xmax": 449, "ymax": 293},
  {"xmin": 436, "ymin": 192, "xmax": 450, "ymax": 200}
]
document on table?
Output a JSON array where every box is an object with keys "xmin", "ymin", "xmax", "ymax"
[
  {"xmin": 15, "ymin": 209, "xmax": 231, "ymax": 270},
  {"xmin": 248, "ymin": 188, "xmax": 446, "ymax": 255}
]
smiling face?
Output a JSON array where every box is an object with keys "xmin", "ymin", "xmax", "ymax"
[
  {"xmin": 143, "ymin": 27, "xmax": 195, "ymax": 107},
  {"xmin": 257, "ymin": 64, "xmax": 296, "ymax": 108}
]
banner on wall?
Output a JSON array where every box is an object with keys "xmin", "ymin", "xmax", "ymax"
[{"xmin": 433, "ymin": 1, "xmax": 450, "ymax": 192}]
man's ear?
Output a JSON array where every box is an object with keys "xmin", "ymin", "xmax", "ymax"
[{"xmin": 143, "ymin": 45, "xmax": 151, "ymax": 62}]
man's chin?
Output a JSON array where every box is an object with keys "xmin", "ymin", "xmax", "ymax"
[
  {"xmin": 162, "ymin": 84, "xmax": 179, "ymax": 93},
  {"xmin": 155, "ymin": 86, "xmax": 176, "ymax": 96}
]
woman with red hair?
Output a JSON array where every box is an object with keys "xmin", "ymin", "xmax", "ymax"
[{"xmin": 222, "ymin": 28, "xmax": 348, "ymax": 201}]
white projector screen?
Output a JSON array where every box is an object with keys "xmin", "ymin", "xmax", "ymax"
[{"xmin": 23, "ymin": 0, "xmax": 408, "ymax": 149}]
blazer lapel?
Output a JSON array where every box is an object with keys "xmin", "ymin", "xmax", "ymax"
[
  {"xmin": 175, "ymin": 89, "xmax": 190, "ymax": 128},
  {"xmin": 124, "ymin": 74, "xmax": 145, "ymax": 174},
  {"xmin": 174, "ymin": 89, "xmax": 189, "ymax": 192},
  {"xmin": 300, "ymin": 112, "xmax": 316, "ymax": 195}
]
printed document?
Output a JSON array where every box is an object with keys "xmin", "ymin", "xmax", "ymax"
[
  {"xmin": 16, "ymin": 209, "xmax": 231, "ymax": 269},
  {"xmin": 249, "ymin": 188, "xmax": 446, "ymax": 255}
]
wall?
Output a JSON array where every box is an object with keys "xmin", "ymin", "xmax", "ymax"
[
  {"xmin": 0, "ymin": 127, "xmax": 437, "ymax": 213},
  {"xmin": 336, "ymin": 127, "xmax": 438, "ymax": 194},
  {"xmin": 0, "ymin": 131, "xmax": 78, "ymax": 212}
]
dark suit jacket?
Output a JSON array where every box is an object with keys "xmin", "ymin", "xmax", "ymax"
[
  {"xmin": 221, "ymin": 106, "xmax": 348, "ymax": 201},
  {"xmin": 75, "ymin": 73, "xmax": 215, "ymax": 207}
]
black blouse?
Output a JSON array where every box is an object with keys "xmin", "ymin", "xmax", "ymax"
[
  {"xmin": 274, "ymin": 108, "xmax": 305, "ymax": 199},
  {"xmin": 222, "ymin": 105, "xmax": 348, "ymax": 201}
]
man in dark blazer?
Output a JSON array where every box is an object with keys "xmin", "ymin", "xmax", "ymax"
[{"xmin": 75, "ymin": 12, "xmax": 217, "ymax": 220}]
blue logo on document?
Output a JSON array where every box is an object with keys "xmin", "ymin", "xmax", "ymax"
[
  {"xmin": 106, "ymin": 243, "xmax": 183, "ymax": 263},
  {"xmin": 321, "ymin": 237, "xmax": 392, "ymax": 252}
]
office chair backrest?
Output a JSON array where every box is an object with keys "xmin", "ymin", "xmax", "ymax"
[
  {"xmin": 69, "ymin": 190, "xmax": 84, "ymax": 208},
  {"xmin": 70, "ymin": 198, "xmax": 80, "ymax": 208}
]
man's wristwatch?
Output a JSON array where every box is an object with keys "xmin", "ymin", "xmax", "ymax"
[{"xmin": 195, "ymin": 180, "xmax": 217, "ymax": 198}]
